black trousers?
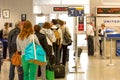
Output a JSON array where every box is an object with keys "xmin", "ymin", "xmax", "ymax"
[
  {"xmin": 9, "ymin": 62, "xmax": 23, "ymax": 80},
  {"xmin": 87, "ymin": 36, "xmax": 94, "ymax": 56},
  {"xmin": 99, "ymin": 40, "xmax": 102, "ymax": 56},
  {"xmin": 53, "ymin": 43, "xmax": 60, "ymax": 65},
  {"xmin": 60, "ymin": 45, "xmax": 68, "ymax": 65},
  {"xmin": 3, "ymin": 41, "xmax": 8, "ymax": 59}
]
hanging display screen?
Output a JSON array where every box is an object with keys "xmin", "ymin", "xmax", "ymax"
[
  {"xmin": 53, "ymin": 7, "xmax": 68, "ymax": 11},
  {"xmin": 97, "ymin": 8, "xmax": 120, "ymax": 14}
]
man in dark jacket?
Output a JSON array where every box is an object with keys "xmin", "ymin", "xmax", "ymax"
[{"xmin": 8, "ymin": 21, "xmax": 23, "ymax": 80}]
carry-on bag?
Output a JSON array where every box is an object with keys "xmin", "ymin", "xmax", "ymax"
[
  {"xmin": 51, "ymin": 64, "xmax": 65, "ymax": 78},
  {"xmin": 24, "ymin": 35, "xmax": 47, "ymax": 66},
  {"xmin": 46, "ymin": 60, "xmax": 55, "ymax": 80}
]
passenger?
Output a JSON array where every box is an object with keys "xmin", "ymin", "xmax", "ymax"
[
  {"xmin": 59, "ymin": 20, "xmax": 71, "ymax": 66},
  {"xmin": 34, "ymin": 25, "xmax": 49, "ymax": 80},
  {"xmin": 8, "ymin": 21, "xmax": 23, "ymax": 80},
  {"xmin": 3, "ymin": 22, "xmax": 10, "ymax": 59},
  {"xmin": 16, "ymin": 20, "xmax": 39, "ymax": 80},
  {"xmin": 98, "ymin": 23, "xmax": 106, "ymax": 56},
  {"xmin": 40, "ymin": 22, "xmax": 56, "ymax": 56},
  {"xmin": 51, "ymin": 19, "xmax": 63, "ymax": 65},
  {"xmin": 86, "ymin": 22, "xmax": 95, "ymax": 56}
]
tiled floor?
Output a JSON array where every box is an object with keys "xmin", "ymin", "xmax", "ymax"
[{"xmin": 1, "ymin": 50, "xmax": 120, "ymax": 80}]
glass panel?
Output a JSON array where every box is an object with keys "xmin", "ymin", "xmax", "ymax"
[
  {"xmin": 77, "ymin": 34, "xmax": 87, "ymax": 47},
  {"xmin": 50, "ymin": 14, "xmax": 57, "ymax": 21},
  {"xmin": 35, "ymin": 16, "xmax": 46, "ymax": 24}
]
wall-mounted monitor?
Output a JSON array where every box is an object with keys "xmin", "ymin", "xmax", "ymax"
[{"xmin": 96, "ymin": 6, "xmax": 120, "ymax": 16}]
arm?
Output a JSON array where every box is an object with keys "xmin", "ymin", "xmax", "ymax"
[
  {"xmin": 8, "ymin": 31, "xmax": 13, "ymax": 58},
  {"xmin": 16, "ymin": 36, "xmax": 21, "ymax": 52},
  {"xmin": 58, "ymin": 28, "xmax": 63, "ymax": 45},
  {"xmin": 41, "ymin": 35, "xmax": 50, "ymax": 56}
]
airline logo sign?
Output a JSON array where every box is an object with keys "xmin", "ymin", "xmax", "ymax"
[{"xmin": 68, "ymin": 7, "xmax": 84, "ymax": 17}]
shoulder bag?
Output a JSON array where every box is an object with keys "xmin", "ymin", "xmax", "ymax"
[
  {"xmin": 63, "ymin": 28, "xmax": 72, "ymax": 46},
  {"xmin": 24, "ymin": 35, "xmax": 47, "ymax": 66}
]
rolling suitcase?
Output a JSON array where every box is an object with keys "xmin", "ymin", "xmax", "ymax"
[{"xmin": 51, "ymin": 64, "xmax": 65, "ymax": 78}]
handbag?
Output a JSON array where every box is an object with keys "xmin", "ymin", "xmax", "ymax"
[
  {"xmin": 46, "ymin": 69, "xmax": 54, "ymax": 80},
  {"xmin": 46, "ymin": 60, "xmax": 55, "ymax": 80},
  {"xmin": 63, "ymin": 28, "xmax": 72, "ymax": 46},
  {"xmin": 24, "ymin": 35, "xmax": 47, "ymax": 66},
  {"xmin": 11, "ymin": 51, "xmax": 21, "ymax": 66}
]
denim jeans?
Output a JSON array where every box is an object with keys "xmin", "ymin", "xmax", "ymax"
[{"xmin": 9, "ymin": 63, "xmax": 23, "ymax": 80}]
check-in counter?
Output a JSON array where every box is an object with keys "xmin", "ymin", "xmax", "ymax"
[{"xmin": 104, "ymin": 33, "xmax": 120, "ymax": 58}]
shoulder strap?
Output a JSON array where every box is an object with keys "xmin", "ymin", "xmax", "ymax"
[{"xmin": 31, "ymin": 34, "xmax": 37, "ymax": 59}]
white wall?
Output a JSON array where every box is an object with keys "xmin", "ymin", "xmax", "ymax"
[
  {"xmin": 90, "ymin": 0, "xmax": 120, "ymax": 15},
  {"xmin": 0, "ymin": 0, "xmax": 33, "ymax": 29},
  {"xmin": 1, "ymin": 0, "xmax": 120, "ymax": 29}
]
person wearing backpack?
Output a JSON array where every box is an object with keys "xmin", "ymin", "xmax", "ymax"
[
  {"xmin": 51, "ymin": 19, "xmax": 63, "ymax": 65},
  {"xmin": 59, "ymin": 20, "xmax": 71, "ymax": 66},
  {"xmin": 8, "ymin": 21, "xmax": 23, "ymax": 80}
]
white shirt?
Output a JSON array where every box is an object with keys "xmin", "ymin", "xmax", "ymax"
[{"xmin": 86, "ymin": 24, "xmax": 94, "ymax": 36}]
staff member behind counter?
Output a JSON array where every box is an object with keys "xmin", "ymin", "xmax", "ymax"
[{"xmin": 86, "ymin": 22, "xmax": 95, "ymax": 56}]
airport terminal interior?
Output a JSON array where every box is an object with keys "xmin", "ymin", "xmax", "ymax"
[{"xmin": 1, "ymin": 0, "xmax": 120, "ymax": 80}]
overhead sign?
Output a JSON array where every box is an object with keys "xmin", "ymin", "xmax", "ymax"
[
  {"xmin": 53, "ymin": 7, "xmax": 68, "ymax": 11},
  {"xmin": 68, "ymin": 7, "xmax": 84, "ymax": 17},
  {"xmin": 96, "ymin": 6, "xmax": 120, "ymax": 16},
  {"xmin": 96, "ymin": 17, "xmax": 120, "ymax": 28},
  {"xmin": 97, "ymin": 8, "xmax": 120, "ymax": 14}
]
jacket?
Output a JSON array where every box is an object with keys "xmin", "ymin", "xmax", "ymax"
[
  {"xmin": 8, "ymin": 27, "xmax": 20, "ymax": 59},
  {"xmin": 35, "ymin": 32, "xmax": 50, "ymax": 56}
]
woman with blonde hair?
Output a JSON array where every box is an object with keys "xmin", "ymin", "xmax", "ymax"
[
  {"xmin": 16, "ymin": 20, "xmax": 40, "ymax": 80},
  {"xmin": 98, "ymin": 23, "xmax": 106, "ymax": 56}
]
